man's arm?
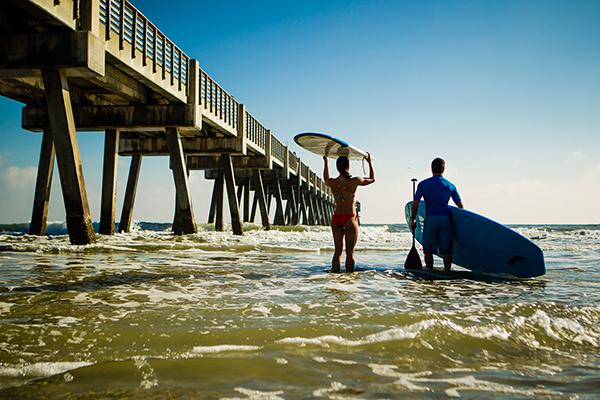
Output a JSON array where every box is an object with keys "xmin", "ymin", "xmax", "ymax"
[
  {"xmin": 410, "ymin": 200, "xmax": 420, "ymax": 231},
  {"xmin": 456, "ymin": 200, "xmax": 464, "ymax": 209}
]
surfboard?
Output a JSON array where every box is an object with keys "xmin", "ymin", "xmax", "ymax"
[
  {"xmin": 404, "ymin": 201, "xmax": 545, "ymax": 278},
  {"xmin": 294, "ymin": 132, "xmax": 369, "ymax": 160}
]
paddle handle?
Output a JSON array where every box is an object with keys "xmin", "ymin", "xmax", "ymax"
[{"xmin": 411, "ymin": 178, "xmax": 417, "ymax": 246}]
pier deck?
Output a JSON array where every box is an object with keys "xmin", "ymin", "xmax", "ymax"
[{"xmin": 0, "ymin": 0, "xmax": 334, "ymax": 243}]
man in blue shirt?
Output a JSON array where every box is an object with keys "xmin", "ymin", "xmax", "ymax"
[{"xmin": 410, "ymin": 158, "xmax": 464, "ymax": 271}]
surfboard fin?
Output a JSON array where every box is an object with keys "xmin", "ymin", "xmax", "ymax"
[{"xmin": 508, "ymin": 255, "xmax": 527, "ymax": 267}]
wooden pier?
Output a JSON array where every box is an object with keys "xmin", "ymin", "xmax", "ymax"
[{"xmin": 0, "ymin": 0, "xmax": 334, "ymax": 244}]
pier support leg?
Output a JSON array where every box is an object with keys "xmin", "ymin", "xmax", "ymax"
[
  {"xmin": 99, "ymin": 129, "xmax": 119, "ymax": 235},
  {"xmin": 287, "ymin": 185, "xmax": 298, "ymax": 225},
  {"xmin": 212, "ymin": 170, "xmax": 225, "ymax": 231},
  {"xmin": 166, "ymin": 127, "xmax": 197, "ymax": 235},
  {"xmin": 118, "ymin": 154, "xmax": 141, "ymax": 233},
  {"xmin": 310, "ymin": 194, "xmax": 319, "ymax": 226},
  {"xmin": 299, "ymin": 189, "xmax": 308, "ymax": 225},
  {"xmin": 250, "ymin": 193, "xmax": 258, "ymax": 223},
  {"xmin": 216, "ymin": 170, "xmax": 225, "ymax": 231},
  {"xmin": 252, "ymin": 169, "xmax": 270, "ymax": 231},
  {"xmin": 316, "ymin": 197, "xmax": 325, "ymax": 226},
  {"xmin": 243, "ymin": 179, "xmax": 250, "ymax": 223},
  {"xmin": 222, "ymin": 154, "xmax": 243, "ymax": 235},
  {"xmin": 29, "ymin": 129, "xmax": 55, "ymax": 236},
  {"xmin": 41, "ymin": 69, "xmax": 95, "ymax": 245},
  {"xmin": 273, "ymin": 180, "xmax": 285, "ymax": 226}
]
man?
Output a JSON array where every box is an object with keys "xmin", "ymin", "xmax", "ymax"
[{"xmin": 410, "ymin": 158, "xmax": 464, "ymax": 271}]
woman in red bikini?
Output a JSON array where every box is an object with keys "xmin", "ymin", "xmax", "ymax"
[{"xmin": 323, "ymin": 153, "xmax": 375, "ymax": 273}]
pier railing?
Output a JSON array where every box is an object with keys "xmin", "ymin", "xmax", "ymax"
[
  {"xmin": 99, "ymin": 0, "xmax": 189, "ymax": 91},
  {"xmin": 245, "ymin": 111, "xmax": 268, "ymax": 156},
  {"xmin": 10, "ymin": 0, "xmax": 333, "ymax": 201},
  {"xmin": 200, "ymin": 69, "xmax": 240, "ymax": 134}
]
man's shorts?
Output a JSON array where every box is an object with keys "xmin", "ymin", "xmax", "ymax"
[{"xmin": 422, "ymin": 215, "xmax": 454, "ymax": 255}]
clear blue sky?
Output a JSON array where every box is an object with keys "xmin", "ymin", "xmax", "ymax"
[{"xmin": 1, "ymin": 0, "xmax": 599, "ymax": 225}]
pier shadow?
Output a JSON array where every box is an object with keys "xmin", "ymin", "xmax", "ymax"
[{"xmin": 394, "ymin": 268, "xmax": 548, "ymax": 287}]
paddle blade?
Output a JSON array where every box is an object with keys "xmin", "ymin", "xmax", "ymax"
[{"xmin": 404, "ymin": 246, "xmax": 423, "ymax": 270}]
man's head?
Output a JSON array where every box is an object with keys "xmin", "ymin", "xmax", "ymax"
[{"xmin": 431, "ymin": 158, "xmax": 445, "ymax": 174}]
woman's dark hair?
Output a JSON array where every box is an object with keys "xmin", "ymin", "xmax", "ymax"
[{"xmin": 336, "ymin": 157, "xmax": 351, "ymax": 179}]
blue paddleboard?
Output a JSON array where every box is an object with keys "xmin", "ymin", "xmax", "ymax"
[
  {"xmin": 405, "ymin": 201, "xmax": 545, "ymax": 278},
  {"xmin": 294, "ymin": 132, "xmax": 370, "ymax": 160}
]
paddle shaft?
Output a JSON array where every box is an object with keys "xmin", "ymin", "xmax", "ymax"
[{"xmin": 411, "ymin": 178, "xmax": 417, "ymax": 246}]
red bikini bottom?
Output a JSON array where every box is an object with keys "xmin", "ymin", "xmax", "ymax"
[{"xmin": 331, "ymin": 213, "xmax": 357, "ymax": 227}]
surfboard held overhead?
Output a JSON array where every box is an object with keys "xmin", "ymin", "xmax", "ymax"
[{"xmin": 294, "ymin": 132, "xmax": 372, "ymax": 160}]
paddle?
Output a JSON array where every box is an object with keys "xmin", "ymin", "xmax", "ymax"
[{"xmin": 404, "ymin": 178, "xmax": 423, "ymax": 270}]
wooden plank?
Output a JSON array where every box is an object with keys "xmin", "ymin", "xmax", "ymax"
[
  {"xmin": 29, "ymin": 128, "xmax": 55, "ymax": 236},
  {"xmin": 99, "ymin": 129, "xmax": 119, "ymax": 235},
  {"xmin": 41, "ymin": 69, "xmax": 96, "ymax": 245}
]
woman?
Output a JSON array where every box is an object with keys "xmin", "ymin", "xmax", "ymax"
[{"xmin": 323, "ymin": 153, "xmax": 375, "ymax": 273}]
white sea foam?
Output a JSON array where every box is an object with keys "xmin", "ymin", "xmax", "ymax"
[
  {"xmin": 0, "ymin": 361, "xmax": 93, "ymax": 378},
  {"xmin": 192, "ymin": 345, "xmax": 262, "ymax": 354}
]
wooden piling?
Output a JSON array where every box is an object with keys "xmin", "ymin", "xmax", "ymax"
[
  {"xmin": 29, "ymin": 129, "xmax": 55, "ymax": 236},
  {"xmin": 273, "ymin": 179, "xmax": 285, "ymax": 226},
  {"xmin": 166, "ymin": 127, "xmax": 197, "ymax": 235},
  {"xmin": 41, "ymin": 69, "xmax": 95, "ymax": 245},
  {"xmin": 118, "ymin": 154, "xmax": 141, "ymax": 233},
  {"xmin": 252, "ymin": 169, "xmax": 271, "ymax": 230},
  {"xmin": 222, "ymin": 154, "xmax": 243, "ymax": 235},
  {"xmin": 99, "ymin": 129, "xmax": 119, "ymax": 235}
]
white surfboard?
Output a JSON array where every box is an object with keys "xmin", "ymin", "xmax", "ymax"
[{"xmin": 294, "ymin": 132, "xmax": 370, "ymax": 160}]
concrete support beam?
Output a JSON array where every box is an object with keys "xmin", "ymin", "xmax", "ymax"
[
  {"xmin": 118, "ymin": 154, "xmax": 142, "ymax": 233},
  {"xmin": 42, "ymin": 69, "xmax": 96, "ymax": 245},
  {"xmin": 1, "ymin": 32, "xmax": 105, "ymax": 78},
  {"xmin": 99, "ymin": 129, "xmax": 119, "ymax": 235},
  {"xmin": 24, "ymin": 105, "xmax": 202, "ymax": 135},
  {"xmin": 187, "ymin": 155, "xmax": 270, "ymax": 170},
  {"xmin": 204, "ymin": 167, "xmax": 289, "ymax": 181},
  {"xmin": 85, "ymin": 64, "xmax": 151, "ymax": 105},
  {"xmin": 29, "ymin": 129, "xmax": 55, "ymax": 236},
  {"xmin": 118, "ymin": 137, "xmax": 245, "ymax": 156},
  {"xmin": 166, "ymin": 127, "xmax": 197, "ymax": 235}
]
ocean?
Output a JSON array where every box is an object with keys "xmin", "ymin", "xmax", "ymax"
[{"xmin": 0, "ymin": 222, "xmax": 599, "ymax": 399}]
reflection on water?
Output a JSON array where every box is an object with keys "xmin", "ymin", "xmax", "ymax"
[{"xmin": 0, "ymin": 223, "xmax": 599, "ymax": 398}]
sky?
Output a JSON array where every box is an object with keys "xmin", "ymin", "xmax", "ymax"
[{"xmin": 1, "ymin": 0, "xmax": 599, "ymax": 225}]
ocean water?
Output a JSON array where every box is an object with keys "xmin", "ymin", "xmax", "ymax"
[{"xmin": 0, "ymin": 222, "xmax": 599, "ymax": 399}]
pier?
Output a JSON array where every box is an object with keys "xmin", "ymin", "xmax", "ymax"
[{"xmin": 0, "ymin": 0, "xmax": 335, "ymax": 244}]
